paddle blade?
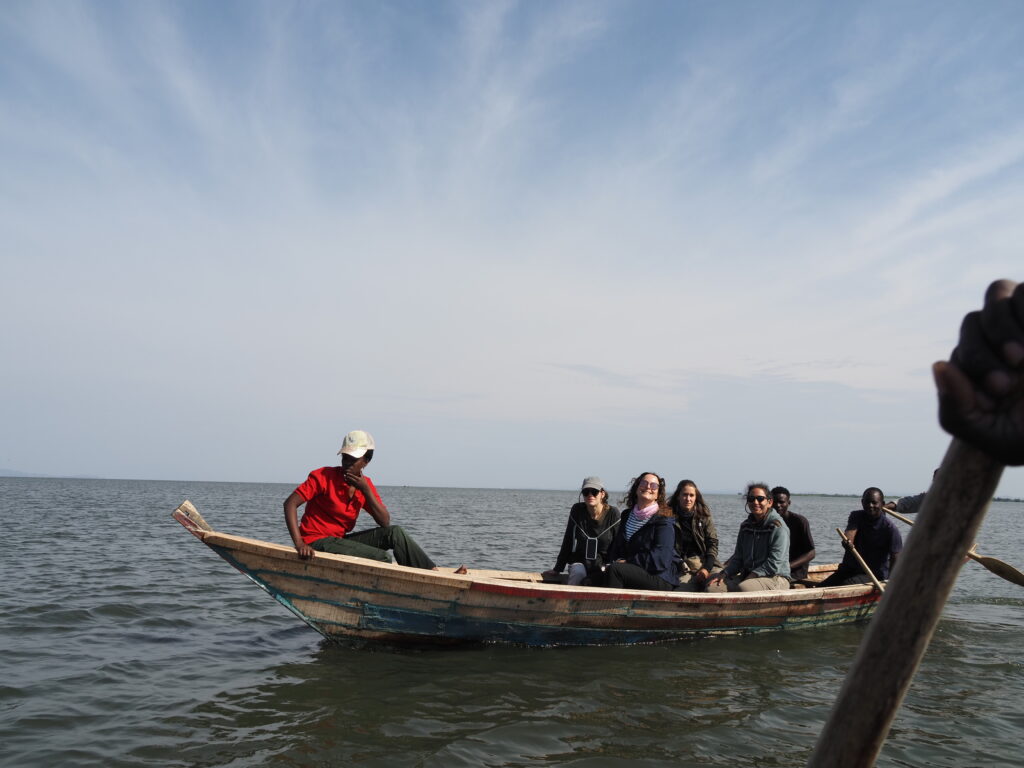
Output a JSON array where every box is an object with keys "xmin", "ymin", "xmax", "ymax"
[{"xmin": 971, "ymin": 553, "xmax": 1024, "ymax": 587}]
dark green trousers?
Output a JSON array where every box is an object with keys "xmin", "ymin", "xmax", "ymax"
[{"xmin": 311, "ymin": 525, "xmax": 436, "ymax": 570}]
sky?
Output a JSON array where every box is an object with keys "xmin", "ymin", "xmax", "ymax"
[{"xmin": 2, "ymin": 0, "xmax": 1023, "ymax": 497}]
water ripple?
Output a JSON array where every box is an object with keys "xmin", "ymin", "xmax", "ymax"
[{"xmin": 1, "ymin": 478, "xmax": 1022, "ymax": 767}]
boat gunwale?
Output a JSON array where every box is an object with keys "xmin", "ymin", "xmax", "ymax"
[{"xmin": 198, "ymin": 528, "xmax": 880, "ymax": 606}]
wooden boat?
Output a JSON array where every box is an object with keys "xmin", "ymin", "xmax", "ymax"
[{"xmin": 174, "ymin": 500, "xmax": 883, "ymax": 647}]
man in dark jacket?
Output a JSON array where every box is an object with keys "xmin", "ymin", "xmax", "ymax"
[{"xmin": 820, "ymin": 487, "xmax": 903, "ymax": 586}]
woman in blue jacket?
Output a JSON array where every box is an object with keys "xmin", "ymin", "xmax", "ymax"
[{"xmin": 600, "ymin": 472, "xmax": 680, "ymax": 591}]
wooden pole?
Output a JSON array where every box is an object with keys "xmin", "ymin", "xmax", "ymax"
[{"xmin": 806, "ymin": 438, "xmax": 1003, "ymax": 768}]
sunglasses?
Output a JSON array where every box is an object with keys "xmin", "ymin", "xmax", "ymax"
[
  {"xmin": 747, "ymin": 495, "xmax": 769, "ymax": 503},
  {"xmin": 582, "ymin": 488, "xmax": 601, "ymax": 497},
  {"xmin": 637, "ymin": 480, "xmax": 661, "ymax": 491}
]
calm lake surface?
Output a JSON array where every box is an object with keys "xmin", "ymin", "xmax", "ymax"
[{"xmin": 1, "ymin": 477, "xmax": 1021, "ymax": 767}]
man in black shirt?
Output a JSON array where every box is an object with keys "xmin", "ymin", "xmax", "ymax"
[{"xmin": 771, "ymin": 486, "xmax": 816, "ymax": 581}]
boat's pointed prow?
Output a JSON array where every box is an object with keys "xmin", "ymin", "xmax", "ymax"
[{"xmin": 173, "ymin": 500, "xmax": 213, "ymax": 539}]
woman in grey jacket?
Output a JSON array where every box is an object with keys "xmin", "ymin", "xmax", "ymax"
[{"xmin": 706, "ymin": 481, "xmax": 791, "ymax": 592}]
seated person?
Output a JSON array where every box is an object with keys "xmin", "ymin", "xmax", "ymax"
[
  {"xmin": 884, "ymin": 469, "xmax": 938, "ymax": 515},
  {"xmin": 820, "ymin": 487, "xmax": 903, "ymax": 586},
  {"xmin": 706, "ymin": 482, "xmax": 791, "ymax": 592},
  {"xmin": 771, "ymin": 486, "xmax": 816, "ymax": 581},
  {"xmin": 668, "ymin": 479, "xmax": 720, "ymax": 591},
  {"xmin": 283, "ymin": 430, "xmax": 438, "ymax": 570},
  {"xmin": 543, "ymin": 476, "xmax": 621, "ymax": 585},
  {"xmin": 599, "ymin": 472, "xmax": 680, "ymax": 591}
]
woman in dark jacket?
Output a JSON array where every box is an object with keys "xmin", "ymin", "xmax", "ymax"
[
  {"xmin": 543, "ymin": 476, "xmax": 621, "ymax": 585},
  {"xmin": 601, "ymin": 472, "xmax": 680, "ymax": 591},
  {"xmin": 668, "ymin": 479, "xmax": 720, "ymax": 591}
]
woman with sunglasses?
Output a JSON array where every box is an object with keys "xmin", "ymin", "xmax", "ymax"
[
  {"xmin": 599, "ymin": 472, "xmax": 681, "ymax": 591},
  {"xmin": 668, "ymin": 479, "xmax": 721, "ymax": 591},
  {"xmin": 706, "ymin": 482, "xmax": 791, "ymax": 592},
  {"xmin": 543, "ymin": 477, "xmax": 621, "ymax": 585}
]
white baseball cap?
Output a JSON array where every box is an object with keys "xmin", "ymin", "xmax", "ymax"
[{"xmin": 338, "ymin": 430, "xmax": 375, "ymax": 458}]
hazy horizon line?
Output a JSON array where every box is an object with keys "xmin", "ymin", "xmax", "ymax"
[{"xmin": 1, "ymin": 470, "xmax": 1008, "ymax": 500}]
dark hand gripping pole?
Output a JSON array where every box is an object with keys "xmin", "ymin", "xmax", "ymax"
[{"xmin": 809, "ymin": 278, "xmax": 1023, "ymax": 768}]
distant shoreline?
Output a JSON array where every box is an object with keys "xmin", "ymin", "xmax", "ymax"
[{"xmin": 0, "ymin": 473, "xmax": 1021, "ymax": 502}]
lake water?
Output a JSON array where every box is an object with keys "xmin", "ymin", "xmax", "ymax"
[{"xmin": 1, "ymin": 477, "xmax": 1021, "ymax": 767}]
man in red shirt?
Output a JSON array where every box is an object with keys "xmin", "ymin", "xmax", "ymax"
[{"xmin": 283, "ymin": 430, "xmax": 437, "ymax": 569}]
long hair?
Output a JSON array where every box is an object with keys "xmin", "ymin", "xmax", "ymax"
[
  {"xmin": 668, "ymin": 479, "xmax": 711, "ymax": 521},
  {"xmin": 624, "ymin": 472, "xmax": 671, "ymax": 516}
]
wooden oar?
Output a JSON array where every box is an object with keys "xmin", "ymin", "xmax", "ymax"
[
  {"xmin": 835, "ymin": 528, "xmax": 885, "ymax": 592},
  {"xmin": 886, "ymin": 506, "xmax": 1024, "ymax": 587},
  {"xmin": 807, "ymin": 438, "xmax": 1004, "ymax": 768}
]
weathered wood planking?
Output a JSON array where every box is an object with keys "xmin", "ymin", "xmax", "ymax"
[{"xmin": 175, "ymin": 500, "xmax": 882, "ymax": 647}]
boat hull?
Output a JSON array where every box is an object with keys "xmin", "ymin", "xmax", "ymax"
[{"xmin": 175, "ymin": 501, "xmax": 881, "ymax": 647}]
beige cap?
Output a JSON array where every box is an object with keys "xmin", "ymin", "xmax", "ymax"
[{"xmin": 338, "ymin": 430, "xmax": 375, "ymax": 458}]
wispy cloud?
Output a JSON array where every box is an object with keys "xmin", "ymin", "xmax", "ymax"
[
  {"xmin": 858, "ymin": 128, "xmax": 1024, "ymax": 244},
  {"xmin": 1, "ymin": 1, "xmax": 1022, "ymax": 494}
]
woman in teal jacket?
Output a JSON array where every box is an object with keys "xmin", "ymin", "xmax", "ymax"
[{"xmin": 706, "ymin": 481, "xmax": 790, "ymax": 592}]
